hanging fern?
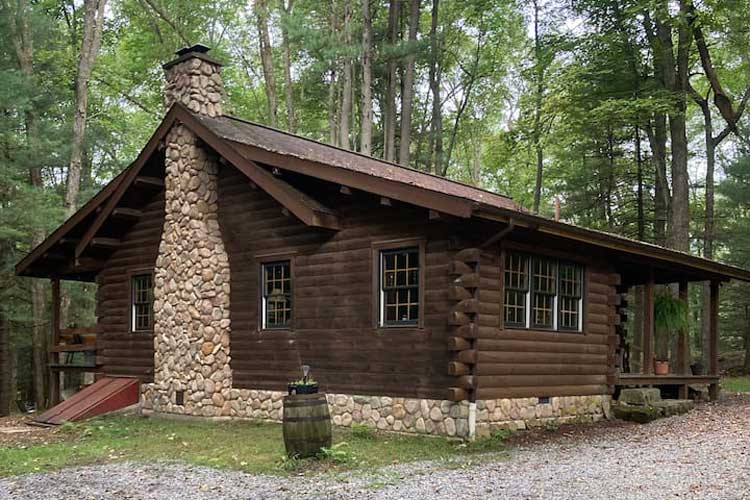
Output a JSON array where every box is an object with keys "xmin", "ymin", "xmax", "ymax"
[{"xmin": 654, "ymin": 291, "xmax": 688, "ymax": 333}]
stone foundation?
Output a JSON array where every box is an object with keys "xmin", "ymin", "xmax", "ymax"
[{"xmin": 140, "ymin": 387, "xmax": 611, "ymax": 439}]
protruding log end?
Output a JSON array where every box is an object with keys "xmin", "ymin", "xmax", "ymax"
[{"xmin": 447, "ymin": 387, "xmax": 470, "ymax": 401}]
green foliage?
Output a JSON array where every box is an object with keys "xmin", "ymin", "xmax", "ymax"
[
  {"xmin": 350, "ymin": 423, "xmax": 376, "ymax": 440},
  {"xmin": 463, "ymin": 429, "xmax": 510, "ymax": 453},
  {"xmin": 722, "ymin": 377, "xmax": 750, "ymax": 393},
  {"xmin": 317, "ymin": 441, "xmax": 354, "ymax": 464},
  {"xmin": 654, "ymin": 292, "xmax": 689, "ymax": 334}
]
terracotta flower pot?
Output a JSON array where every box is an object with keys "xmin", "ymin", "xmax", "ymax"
[{"xmin": 654, "ymin": 360, "xmax": 670, "ymax": 375}]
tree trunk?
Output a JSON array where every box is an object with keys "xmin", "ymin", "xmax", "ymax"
[
  {"xmin": 657, "ymin": 3, "xmax": 691, "ymax": 252},
  {"xmin": 339, "ymin": 0, "xmax": 353, "ymax": 149},
  {"xmin": 635, "ymin": 126, "xmax": 645, "ymax": 241},
  {"xmin": 280, "ymin": 0, "xmax": 296, "ymax": 132},
  {"xmin": 13, "ymin": 0, "xmax": 49, "ymax": 410},
  {"xmin": 532, "ymin": 0, "xmax": 545, "ymax": 214},
  {"xmin": 398, "ymin": 0, "xmax": 420, "ymax": 166},
  {"xmin": 428, "ymin": 0, "xmax": 443, "ymax": 174},
  {"xmin": 0, "ymin": 302, "xmax": 9, "ymax": 416},
  {"xmin": 65, "ymin": 0, "xmax": 106, "ymax": 217},
  {"xmin": 360, "ymin": 0, "xmax": 373, "ymax": 155},
  {"xmin": 744, "ymin": 305, "xmax": 750, "ymax": 374},
  {"xmin": 256, "ymin": 0, "xmax": 278, "ymax": 127},
  {"xmin": 384, "ymin": 0, "xmax": 400, "ymax": 162}
]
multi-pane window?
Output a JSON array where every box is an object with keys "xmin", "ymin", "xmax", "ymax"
[
  {"xmin": 262, "ymin": 261, "xmax": 292, "ymax": 329},
  {"xmin": 503, "ymin": 252, "xmax": 584, "ymax": 332},
  {"xmin": 558, "ymin": 263, "xmax": 583, "ymax": 330},
  {"xmin": 504, "ymin": 253, "xmax": 529, "ymax": 327},
  {"xmin": 531, "ymin": 258, "xmax": 557, "ymax": 329},
  {"xmin": 131, "ymin": 274, "xmax": 154, "ymax": 332},
  {"xmin": 380, "ymin": 247, "xmax": 420, "ymax": 326}
]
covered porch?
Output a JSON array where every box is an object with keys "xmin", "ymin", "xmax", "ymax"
[{"xmin": 614, "ymin": 261, "xmax": 723, "ymax": 400}]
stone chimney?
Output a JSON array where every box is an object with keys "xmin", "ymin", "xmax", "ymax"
[
  {"xmin": 145, "ymin": 45, "xmax": 233, "ymax": 417},
  {"xmin": 163, "ymin": 43, "xmax": 224, "ymax": 117}
]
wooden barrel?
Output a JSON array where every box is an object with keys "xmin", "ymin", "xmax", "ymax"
[{"xmin": 282, "ymin": 393, "xmax": 332, "ymax": 458}]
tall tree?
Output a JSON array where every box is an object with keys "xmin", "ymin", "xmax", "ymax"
[
  {"xmin": 280, "ymin": 0, "xmax": 296, "ymax": 132},
  {"xmin": 339, "ymin": 0, "xmax": 353, "ymax": 149},
  {"xmin": 531, "ymin": 0, "xmax": 545, "ymax": 214},
  {"xmin": 255, "ymin": 0, "xmax": 278, "ymax": 127},
  {"xmin": 360, "ymin": 0, "xmax": 373, "ymax": 155},
  {"xmin": 398, "ymin": 0, "xmax": 420, "ymax": 166},
  {"xmin": 384, "ymin": 0, "xmax": 400, "ymax": 162},
  {"xmin": 65, "ymin": 0, "xmax": 107, "ymax": 217},
  {"xmin": 427, "ymin": 0, "xmax": 443, "ymax": 174}
]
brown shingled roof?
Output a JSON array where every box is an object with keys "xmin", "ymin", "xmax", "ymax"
[{"xmin": 194, "ymin": 113, "xmax": 526, "ymax": 214}]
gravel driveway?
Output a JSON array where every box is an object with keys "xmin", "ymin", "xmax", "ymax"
[{"xmin": 2, "ymin": 394, "xmax": 748, "ymax": 500}]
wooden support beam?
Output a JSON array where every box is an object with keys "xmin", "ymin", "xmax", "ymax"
[
  {"xmin": 111, "ymin": 207, "xmax": 143, "ymax": 220},
  {"xmin": 676, "ymin": 281, "xmax": 690, "ymax": 375},
  {"xmin": 90, "ymin": 237, "xmax": 121, "ymax": 249},
  {"xmin": 642, "ymin": 272, "xmax": 655, "ymax": 375},
  {"xmin": 709, "ymin": 280, "xmax": 720, "ymax": 400},
  {"xmin": 50, "ymin": 279, "xmax": 61, "ymax": 406},
  {"xmin": 455, "ymin": 375, "xmax": 475, "ymax": 389},
  {"xmin": 454, "ymin": 298, "xmax": 479, "ymax": 314},
  {"xmin": 134, "ymin": 176, "xmax": 165, "ymax": 188}
]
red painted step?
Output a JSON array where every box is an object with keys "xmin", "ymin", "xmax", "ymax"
[{"xmin": 33, "ymin": 377, "xmax": 140, "ymax": 425}]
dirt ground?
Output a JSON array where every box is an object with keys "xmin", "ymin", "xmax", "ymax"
[{"xmin": 0, "ymin": 415, "xmax": 67, "ymax": 448}]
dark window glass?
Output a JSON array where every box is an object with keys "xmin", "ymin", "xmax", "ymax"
[
  {"xmin": 531, "ymin": 257, "xmax": 556, "ymax": 329},
  {"xmin": 131, "ymin": 274, "xmax": 154, "ymax": 332},
  {"xmin": 381, "ymin": 247, "xmax": 420, "ymax": 326},
  {"xmin": 558, "ymin": 263, "xmax": 583, "ymax": 331},
  {"xmin": 262, "ymin": 261, "xmax": 292, "ymax": 329},
  {"xmin": 504, "ymin": 253, "xmax": 529, "ymax": 327}
]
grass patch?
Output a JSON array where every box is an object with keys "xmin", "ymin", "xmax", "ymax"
[
  {"xmin": 0, "ymin": 415, "xmax": 509, "ymax": 478},
  {"xmin": 722, "ymin": 376, "xmax": 750, "ymax": 393}
]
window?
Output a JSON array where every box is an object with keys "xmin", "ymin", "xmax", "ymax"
[
  {"xmin": 558, "ymin": 262, "xmax": 583, "ymax": 331},
  {"xmin": 379, "ymin": 247, "xmax": 420, "ymax": 326},
  {"xmin": 531, "ymin": 257, "xmax": 557, "ymax": 329},
  {"xmin": 504, "ymin": 253, "xmax": 529, "ymax": 328},
  {"xmin": 131, "ymin": 273, "xmax": 154, "ymax": 332},
  {"xmin": 503, "ymin": 252, "xmax": 584, "ymax": 332},
  {"xmin": 262, "ymin": 261, "xmax": 292, "ymax": 329}
]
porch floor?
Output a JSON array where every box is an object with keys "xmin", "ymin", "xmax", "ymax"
[{"xmin": 617, "ymin": 373, "xmax": 719, "ymax": 386}]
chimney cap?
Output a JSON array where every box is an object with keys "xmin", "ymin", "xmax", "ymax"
[
  {"xmin": 163, "ymin": 43, "xmax": 223, "ymax": 70},
  {"xmin": 175, "ymin": 43, "xmax": 211, "ymax": 56}
]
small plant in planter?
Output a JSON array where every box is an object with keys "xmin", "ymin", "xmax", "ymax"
[
  {"xmin": 654, "ymin": 290, "xmax": 688, "ymax": 375},
  {"xmin": 288, "ymin": 365, "xmax": 319, "ymax": 394}
]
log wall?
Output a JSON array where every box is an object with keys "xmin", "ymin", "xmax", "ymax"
[
  {"xmin": 451, "ymin": 246, "xmax": 620, "ymax": 400},
  {"xmin": 95, "ymin": 193, "xmax": 164, "ymax": 380},
  {"xmin": 218, "ymin": 168, "xmax": 454, "ymax": 399}
]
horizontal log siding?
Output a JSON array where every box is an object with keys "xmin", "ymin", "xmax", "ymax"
[
  {"xmin": 95, "ymin": 194, "xmax": 164, "ymax": 380},
  {"xmin": 474, "ymin": 250, "xmax": 617, "ymax": 400},
  {"xmin": 220, "ymin": 168, "xmax": 453, "ymax": 399}
]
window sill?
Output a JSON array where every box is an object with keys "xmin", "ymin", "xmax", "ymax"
[
  {"xmin": 130, "ymin": 329, "xmax": 154, "ymax": 334},
  {"xmin": 503, "ymin": 327, "xmax": 584, "ymax": 335},
  {"xmin": 259, "ymin": 328, "xmax": 295, "ymax": 334}
]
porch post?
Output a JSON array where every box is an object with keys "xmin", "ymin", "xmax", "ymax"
[
  {"xmin": 709, "ymin": 280, "xmax": 720, "ymax": 400},
  {"xmin": 676, "ymin": 281, "xmax": 690, "ymax": 375},
  {"xmin": 642, "ymin": 272, "xmax": 655, "ymax": 375},
  {"xmin": 50, "ymin": 278, "xmax": 61, "ymax": 406}
]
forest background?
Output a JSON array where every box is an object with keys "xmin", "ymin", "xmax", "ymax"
[{"xmin": 1, "ymin": 0, "xmax": 750, "ymax": 412}]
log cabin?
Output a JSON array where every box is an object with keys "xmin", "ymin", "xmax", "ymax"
[{"xmin": 16, "ymin": 45, "xmax": 750, "ymax": 438}]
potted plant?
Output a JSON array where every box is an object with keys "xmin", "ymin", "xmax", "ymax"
[
  {"xmin": 654, "ymin": 290, "xmax": 688, "ymax": 375},
  {"xmin": 287, "ymin": 365, "xmax": 319, "ymax": 395}
]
